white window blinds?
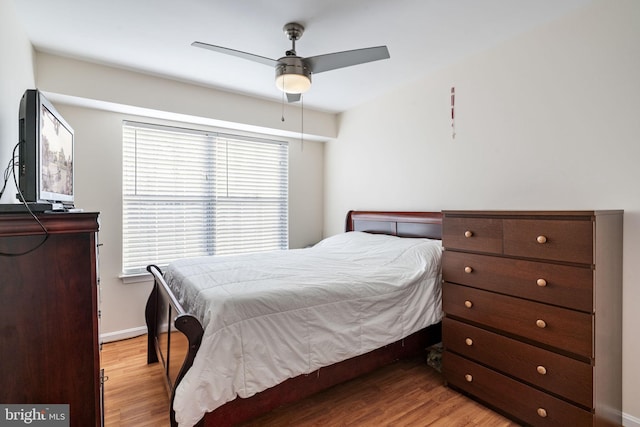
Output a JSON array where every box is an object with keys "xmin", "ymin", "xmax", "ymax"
[{"xmin": 122, "ymin": 121, "xmax": 288, "ymax": 275}]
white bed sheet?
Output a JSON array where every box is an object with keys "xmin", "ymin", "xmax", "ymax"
[{"xmin": 164, "ymin": 231, "xmax": 443, "ymax": 427}]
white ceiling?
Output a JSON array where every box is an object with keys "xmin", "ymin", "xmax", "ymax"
[{"xmin": 14, "ymin": 0, "xmax": 591, "ymax": 113}]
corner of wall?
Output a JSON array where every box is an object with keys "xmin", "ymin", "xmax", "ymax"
[{"xmin": 0, "ymin": 1, "xmax": 36, "ymax": 203}]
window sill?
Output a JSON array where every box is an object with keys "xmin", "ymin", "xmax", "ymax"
[{"xmin": 119, "ymin": 272, "xmax": 153, "ymax": 284}]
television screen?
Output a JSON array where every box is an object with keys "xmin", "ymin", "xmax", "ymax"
[{"xmin": 40, "ymin": 103, "xmax": 73, "ymax": 201}]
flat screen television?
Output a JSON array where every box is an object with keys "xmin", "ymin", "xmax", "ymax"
[{"xmin": 18, "ymin": 89, "xmax": 74, "ymax": 208}]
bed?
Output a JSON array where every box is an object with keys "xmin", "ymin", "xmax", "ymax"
[{"xmin": 145, "ymin": 210, "xmax": 444, "ymax": 427}]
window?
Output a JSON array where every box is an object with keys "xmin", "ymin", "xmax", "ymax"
[{"xmin": 122, "ymin": 121, "xmax": 288, "ymax": 276}]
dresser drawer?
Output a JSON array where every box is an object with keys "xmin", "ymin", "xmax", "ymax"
[
  {"xmin": 442, "ymin": 217, "xmax": 502, "ymax": 254},
  {"xmin": 443, "ymin": 318, "xmax": 593, "ymax": 408},
  {"xmin": 503, "ymin": 219, "xmax": 593, "ymax": 264},
  {"xmin": 442, "ymin": 251, "xmax": 593, "ymax": 312},
  {"xmin": 443, "ymin": 351, "xmax": 593, "ymax": 426},
  {"xmin": 443, "ymin": 283, "xmax": 593, "ymax": 357}
]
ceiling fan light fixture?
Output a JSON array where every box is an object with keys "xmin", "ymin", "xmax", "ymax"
[
  {"xmin": 275, "ymin": 57, "xmax": 312, "ymax": 94},
  {"xmin": 275, "ymin": 73, "xmax": 311, "ymax": 94}
]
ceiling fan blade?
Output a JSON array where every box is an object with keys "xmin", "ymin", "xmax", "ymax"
[
  {"xmin": 286, "ymin": 93, "xmax": 301, "ymax": 103},
  {"xmin": 191, "ymin": 41, "xmax": 278, "ymax": 67},
  {"xmin": 305, "ymin": 46, "xmax": 390, "ymax": 74}
]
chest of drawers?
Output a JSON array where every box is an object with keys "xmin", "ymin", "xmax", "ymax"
[
  {"xmin": 0, "ymin": 212, "xmax": 102, "ymax": 426},
  {"xmin": 441, "ymin": 210, "xmax": 622, "ymax": 426}
]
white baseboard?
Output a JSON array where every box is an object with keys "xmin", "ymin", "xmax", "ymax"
[
  {"xmin": 625, "ymin": 412, "xmax": 640, "ymax": 427},
  {"xmin": 100, "ymin": 326, "xmax": 147, "ymax": 343}
]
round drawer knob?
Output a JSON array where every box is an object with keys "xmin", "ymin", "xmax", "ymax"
[
  {"xmin": 536, "ymin": 278, "xmax": 547, "ymax": 287},
  {"xmin": 465, "ymin": 338, "xmax": 473, "ymax": 346},
  {"xmin": 536, "ymin": 365, "xmax": 547, "ymax": 375},
  {"xmin": 536, "ymin": 319, "xmax": 547, "ymax": 328},
  {"xmin": 464, "ymin": 374, "xmax": 473, "ymax": 382},
  {"xmin": 464, "ymin": 300, "xmax": 473, "ymax": 309},
  {"xmin": 464, "ymin": 266, "xmax": 473, "ymax": 273},
  {"xmin": 464, "ymin": 230, "xmax": 473, "ymax": 238},
  {"xmin": 536, "ymin": 235, "xmax": 548, "ymax": 244},
  {"xmin": 537, "ymin": 407, "xmax": 548, "ymax": 418}
]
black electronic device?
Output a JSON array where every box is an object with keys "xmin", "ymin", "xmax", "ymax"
[
  {"xmin": 0, "ymin": 202, "xmax": 53, "ymax": 213},
  {"xmin": 18, "ymin": 89, "xmax": 75, "ymax": 208}
]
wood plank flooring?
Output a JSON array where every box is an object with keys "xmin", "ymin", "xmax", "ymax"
[
  {"xmin": 102, "ymin": 335, "xmax": 519, "ymax": 426},
  {"xmin": 102, "ymin": 335, "xmax": 170, "ymax": 427}
]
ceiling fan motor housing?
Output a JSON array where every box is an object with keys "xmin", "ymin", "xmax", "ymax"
[{"xmin": 275, "ymin": 56, "xmax": 312, "ymax": 94}]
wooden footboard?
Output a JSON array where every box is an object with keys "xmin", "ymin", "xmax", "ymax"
[
  {"xmin": 145, "ymin": 210, "xmax": 443, "ymax": 427},
  {"xmin": 145, "ymin": 264, "xmax": 204, "ymax": 426}
]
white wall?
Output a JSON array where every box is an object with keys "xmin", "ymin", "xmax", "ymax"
[
  {"xmin": 324, "ymin": 0, "xmax": 640, "ymax": 423},
  {"xmin": 0, "ymin": 0, "xmax": 35, "ymax": 203},
  {"xmin": 35, "ymin": 53, "xmax": 337, "ymax": 142}
]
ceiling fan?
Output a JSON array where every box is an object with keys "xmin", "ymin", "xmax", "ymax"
[{"xmin": 192, "ymin": 22, "xmax": 390, "ymax": 102}]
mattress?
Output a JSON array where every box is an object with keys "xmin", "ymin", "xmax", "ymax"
[{"xmin": 164, "ymin": 231, "xmax": 443, "ymax": 427}]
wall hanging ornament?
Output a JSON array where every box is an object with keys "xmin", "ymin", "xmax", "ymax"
[{"xmin": 451, "ymin": 86, "xmax": 456, "ymax": 139}]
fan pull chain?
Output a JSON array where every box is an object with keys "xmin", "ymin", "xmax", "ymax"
[
  {"xmin": 300, "ymin": 95, "xmax": 304, "ymax": 151},
  {"xmin": 281, "ymin": 90, "xmax": 286, "ymax": 122}
]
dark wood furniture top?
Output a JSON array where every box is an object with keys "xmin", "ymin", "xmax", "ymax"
[
  {"xmin": 145, "ymin": 210, "xmax": 443, "ymax": 427},
  {"xmin": 0, "ymin": 211, "xmax": 102, "ymax": 427}
]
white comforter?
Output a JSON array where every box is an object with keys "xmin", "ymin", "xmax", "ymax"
[{"xmin": 164, "ymin": 231, "xmax": 443, "ymax": 427}]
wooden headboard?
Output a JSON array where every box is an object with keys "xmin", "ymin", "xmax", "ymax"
[{"xmin": 345, "ymin": 210, "xmax": 443, "ymax": 239}]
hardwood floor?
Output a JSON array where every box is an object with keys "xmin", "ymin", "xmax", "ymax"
[
  {"xmin": 102, "ymin": 335, "xmax": 170, "ymax": 427},
  {"xmin": 102, "ymin": 335, "xmax": 519, "ymax": 426}
]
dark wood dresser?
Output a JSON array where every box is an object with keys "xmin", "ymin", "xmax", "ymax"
[
  {"xmin": 0, "ymin": 211, "xmax": 102, "ymax": 427},
  {"xmin": 441, "ymin": 210, "xmax": 622, "ymax": 426}
]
